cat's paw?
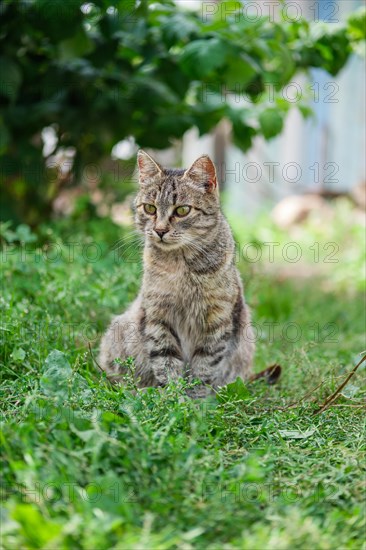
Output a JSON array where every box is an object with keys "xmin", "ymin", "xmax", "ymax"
[{"xmin": 186, "ymin": 385, "xmax": 212, "ymax": 399}]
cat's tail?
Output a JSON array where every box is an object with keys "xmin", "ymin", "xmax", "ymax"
[{"xmin": 248, "ymin": 364, "xmax": 282, "ymax": 385}]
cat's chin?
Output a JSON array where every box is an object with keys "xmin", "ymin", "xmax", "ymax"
[{"xmin": 149, "ymin": 239, "xmax": 182, "ymax": 251}]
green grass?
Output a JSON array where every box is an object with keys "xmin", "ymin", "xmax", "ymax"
[{"xmin": 1, "ymin": 203, "xmax": 365, "ymax": 549}]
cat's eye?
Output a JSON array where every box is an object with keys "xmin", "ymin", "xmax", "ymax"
[
  {"xmin": 175, "ymin": 205, "xmax": 191, "ymax": 217},
  {"xmin": 144, "ymin": 204, "xmax": 156, "ymax": 215}
]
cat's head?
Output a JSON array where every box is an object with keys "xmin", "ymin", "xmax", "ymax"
[{"xmin": 134, "ymin": 150, "xmax": 220, "ymax": 250}]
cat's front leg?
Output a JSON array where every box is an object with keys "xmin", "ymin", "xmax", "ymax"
[
  {"xmin": 150, "ymin": 350, "xmax": 185, "ymax": 386},
  {"xmin": 187, "ymin": 338, "xmax": 228, "ymax": 397},
  {"xmin": 144, "ymin": 318, "xmax": 185, "ymax": 386}
]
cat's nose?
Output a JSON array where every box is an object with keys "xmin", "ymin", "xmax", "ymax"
[{"xmin": 155, "ymin": 229, "xmax": 168, "ymax": 240}]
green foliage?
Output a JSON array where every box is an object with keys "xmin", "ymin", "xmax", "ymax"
[
  {"xmin": 0, "ymin": 221, "xmax": 38, "ymax": 245},
  {"xmin": 216, "ymin": 376, "xmax": 250, "ymax": 403},
  {"xmin": 0, "ymin": 1, "xmax": 365, "ymax": 223},
  {"xmin": 259, "ymin": 107, "xmax": 284, "ymax": 139},
  {"xmin": 1, "ymin": 213, "xmax": 365, "ymax": 547}
]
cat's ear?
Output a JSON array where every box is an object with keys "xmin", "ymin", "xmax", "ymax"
[
  {"xmin": 137, "ymin": 150, "xmax": 162, "ymax": 184},
  {"xmin": 183, "ymin": 155, "xmax": 217, "ymax": 192}
]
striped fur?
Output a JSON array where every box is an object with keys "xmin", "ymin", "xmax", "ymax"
[{"xmin": 99, "ymin": 151, "xmax": 254, "ymax": 397}]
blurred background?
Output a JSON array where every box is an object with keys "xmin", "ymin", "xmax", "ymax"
[
  {"xmin": 186, "ymin": 0, "xmax": 365, "ymax": 219},
  {"xmin": 1, "ymin": 0, "xmax": 365, "ymax": 224},
  {"xmin": 0, "ymin": 0, "xmax": 365, "ymax": 292}
]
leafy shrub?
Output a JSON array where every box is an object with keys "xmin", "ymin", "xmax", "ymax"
[{"xmin": 0, "ymin": 1, "xmax": 365, "ymax": 223}]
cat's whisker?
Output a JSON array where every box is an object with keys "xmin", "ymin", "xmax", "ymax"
[
  {"xmin": 112, "ymin": 231, "xmax": 143, "ymax": 245},
  {"xmin": 113, "ymin": 236, "xmax": 142, "ymax": 247},
  {"xmin": 112, "ymin": 234, "xmax": 144, "ymax": 253},
  {"xmin": 113, "ymin": 229, "xmax": 143, "ymax": 243},
  {"xmin": 115, "ymin": 242, "xmax": 144, "ymax": 259},
  {"xmin": 113, "ymin": 244, "xmax": 142, "ymax": 257}
]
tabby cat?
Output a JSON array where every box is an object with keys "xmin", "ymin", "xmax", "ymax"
[{"xmin": 99, "ymin": 150, "xmax": 254, "ymax": 397}]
